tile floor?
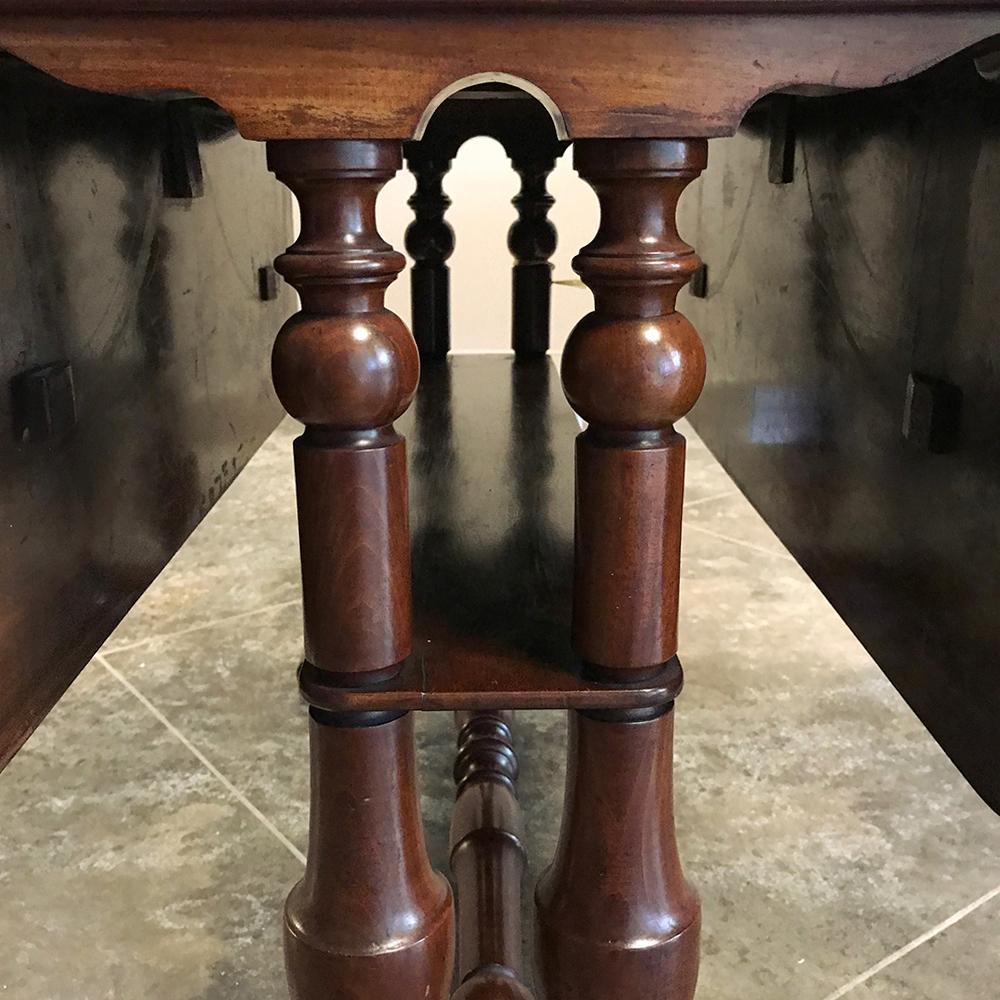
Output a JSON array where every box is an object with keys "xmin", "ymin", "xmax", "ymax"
[{"xmin": 1, "ymin": 358, "xmax": 998, "ymax": 999}]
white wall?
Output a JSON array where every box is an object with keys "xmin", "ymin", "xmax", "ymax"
[{"xmin": 377, "ymin": 136, "xmax": 600, "ymax": 355}]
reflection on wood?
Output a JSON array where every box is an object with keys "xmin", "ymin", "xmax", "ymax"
[
  {"xmin": 0, "ymin": 59, "xmax": 291, "ymax": 771},
  {"xmin": 683, "ymin": 53, "xmax": 1000, "ymax": 812}
]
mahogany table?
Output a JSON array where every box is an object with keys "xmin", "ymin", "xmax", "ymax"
[{"xmin": 1, "ymin": 4, "xmax": 999, "ymax": 999}]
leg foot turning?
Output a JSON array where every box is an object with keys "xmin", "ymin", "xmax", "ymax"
[
  {"xmin": 535, "ymin": 708, "xmax": 698, "ymax": 1000},
  {"xmin": 286, "ymin": 710, "xmax": 454, "ymax": 1000}
]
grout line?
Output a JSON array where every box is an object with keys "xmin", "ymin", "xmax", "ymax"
[
  {"xmin": 100, "ymin": 597, "xmax": 302, "ymax": 655},
  {"xmin": 684, "ymin": 489, "xmax": 737, "ymax": 509},
  {"xmin": 818, "ymin": 883, "xmax": 1000, "ymax": 1000},
  {"xmin": 685, "ymin": 522, "xmax": 797, "ymax": 561},
  {"xmin": 95, "ymin": 653, "xmax": 306, "ymax": 867}
]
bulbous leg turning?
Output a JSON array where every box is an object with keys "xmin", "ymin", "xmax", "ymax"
[
  {"xmin": 539, "ymin": 137, "xmax": 708, "ymax": 1000},
  {"xmin": 268, "ymin": 138, "xmax": 453, "ymax": 1000}
]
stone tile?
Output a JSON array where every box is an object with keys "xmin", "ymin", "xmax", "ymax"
[
  {"xmin": 99, "ymin": 605, "xmax": 520, "ymax": 885},
  {"xmin": 682, "ymin": 469, "xmax": 796, "ymax": 556},
  {"xmin": 23, "ymin": 412, "xmax": 999, "ymax": 1000},
  {"xmin": 100, "ymin": 522, "xmax": 1000, "ymax": 999},
  {"xmin": 675, "ymin": 529, "xmax": 1000, "ymax": 1000},
  {"xmin": 103, "ymin": 601, "xmax": 568, "ymax": 985},
  {"xmin": 0, "ymin": 660, "xmax": 303, "ymax": 1000},
  {"xmin": 105, "ymin": 419, "xmax": 303, "ymax": 651},
  {"xmin": 103, "ymin": 602, "xmax": 311, "ymax": 854},
  {"xmin": 678, "ymin": 416, "xmax": 744, "ymax": 507},
  {"xmin": 852, "ymin": 892, "xmax": 1000, "ymax": 1000}
]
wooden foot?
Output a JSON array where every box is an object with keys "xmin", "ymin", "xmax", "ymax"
[
  {"xmin": 509, "ymin": 152, "xmax": 558, "ymax": 358},
  {"xmin": 286, "ymin": 711, "xmax": 454, "ymax": 1000},
  {"xmin": 405, "ymin": 143, "xmax": 454, "ymax": 361},
  {"xmin": 537, "ymin": 138, "xmax": 708, "ymax": 1000},
  {"xmin": 536, "ymin": 708, "xmax": 699, "ymax": 1000},
  {"xmin": 267, "ymin": 138, "xmax": 453, "ymax": 1000}
]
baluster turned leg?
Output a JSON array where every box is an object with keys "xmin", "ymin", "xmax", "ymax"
[
  {"xmin": 450, "ymin": 711, "xmax": 534, "ymax": 1000},
  {"xmin": 405, "ymin": 144, "xmax": 455, "ymax": 361},
  {"xmin": 267, "ymin": 139, "xmax": 454, "ymax": 1000},
  {"xmin": 535, "ymin": 139, "xmax": 707, "ymax": 1000},
  {"xmin": 509, "ymin": 152, "xmax": 559, "ymax": 358}
]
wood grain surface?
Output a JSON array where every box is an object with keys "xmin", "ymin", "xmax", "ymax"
[
  {"xmin": 0, "ymin": 1, "xmax": 998, "ymax": 13},
  {"xmin": 0, "ymin": 11, "xmax": 996, "ymax": 138}
]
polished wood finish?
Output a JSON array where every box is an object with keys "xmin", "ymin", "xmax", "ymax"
[
  {"xmin": 0, "ymin": 59, "xmax": 291, "ymax": 772},
  {"xmin": 299, "ymin": 653, "xmax": 682, "ymax": 713},
  {"xmin": 536, "ymin": 138, "xmax": 705, "ymax": 1000},
  {"xmin": 562, "ymin": 138, "xmax": 706, "ymax": 675},
  {"xmin": 681, "ymin": 57, "xmax": 1000, "ymax": 813},
  {"xmin": 450, "ymin": 711, "xmax": 534, "ymax": 1000},
  {"xmin": 536, "ymin": 708, "xmax": 699, "ymax": 1000},
  {"xmin": 5, "ymin": 3, "xmax": 1000, "ymax": 996},
  {"xmin": 268, "ymin": 138, "xmax": 453, "ymax": 997},
  {"xmin": 286, "ymin": 711, "xmax": 454, "ymax": 1000},
  {"xmin": 269, "ymin": 139, "xmax": 418, "ymax": 681},
  {"xmin": 296, "ymin": 355, "xmax": 683, "ymax": 714},
  {"xmin": 1, "ymin": 14, "xmax": 996, "ymax": 140}
]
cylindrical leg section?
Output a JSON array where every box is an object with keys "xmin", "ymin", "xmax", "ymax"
[
  {"xmin": 294, "ymin": 431, "xmax": 412, "ymax": 680},
  {"xmin": 535, "ymin": 708, "xmax": 699, "ymax": 1000},
  {"xmin": 286, "ymin": 711, "xmax": 455, "ymax": 1000},
  {"xmin": 573, "ymin": 430, "xmax": 686, "ymax": 674},
  {"xmin": 411, "ymin": 264, "xmax": 452, "ymax": 361},
  {"xmin": 511, "ymin": 262, "xmax": 553, "ymax": 359}
]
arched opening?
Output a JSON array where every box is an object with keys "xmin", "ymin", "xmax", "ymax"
[
  {"xmin": 380, "ymin": 78, "xmax": 597, "ymax": 356},
  {"xmin": 413, "ymin": 73, "xmax": 568, "ymax": 142}
]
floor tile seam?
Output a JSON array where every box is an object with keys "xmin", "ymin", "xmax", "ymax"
[
  {"xmin": 100, "ymin": 597, "xmax": 303, "ymax": 654},
  {"xmin": 818, "ymin": 882, "xmax": 1000, "ymax": 1000},
  {"xmin": 683, "ymin": 490, "xmax": 739, "ymax": 509},
  {"xmin": 94, "ymin": 652, "xmax": 306, "ymax": 866},
  {"xmin": 684, "ymin": 521, "xmax": 798, "ymax": 562}
]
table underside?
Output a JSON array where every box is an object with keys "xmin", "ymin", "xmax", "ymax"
[{"xmin": 0, "ymin": 9, "xmax": 997, "ymax": 139}]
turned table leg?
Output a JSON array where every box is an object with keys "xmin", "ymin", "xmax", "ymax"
[
  {"xmin": 509, "ymin": 150, "xmax": 559, "ymax": 358},
  {"xmin": 450, "ymin": 711, "xmax": 534, "ymax": 1000},
  {"xmin": 267, "ymin": 138, "xmax": 454, "ymax": 1000},
  {"xmin": 535, "ymin": 138, "xmax": 707, "ymax": 1000},
  {"xmin": 405, "ymin": 143, "xmax": 455, "ymax": 362}
]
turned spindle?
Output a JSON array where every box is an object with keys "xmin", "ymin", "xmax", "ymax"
[
  {"xmin": 509, "ymin": 153, "xmax": 558, "ymax": 358},
  {"xmin": 450, "ymin": 711, "xmax": 534, "ymax": 1000},
  {"xmin": 267, "ymin": 138, "xmax": 453, "ymax": 1000},
  {"xmin": 405, "ymin": 143, "xmax": 455, "ymax": 361},
  {"xmin": 536, "ymin": 138, "xmax": 707, "ymax": 1000}
]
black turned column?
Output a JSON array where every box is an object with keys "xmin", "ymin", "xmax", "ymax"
[
  {"xmin": 405, "ymin": 143, "xmax": 455, "ymax": 361},
  {"xmin": 509, "ymin": 152, "xmax": 559, "ymax": 357}
]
